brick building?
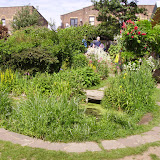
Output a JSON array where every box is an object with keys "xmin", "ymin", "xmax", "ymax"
[
  {"xmin": 0, "ymin": 6, "xmax": 48, "ymax": 33},
  {"xmin": 61, "ymin": 5, "xmax": 155, "ymax": 28}
]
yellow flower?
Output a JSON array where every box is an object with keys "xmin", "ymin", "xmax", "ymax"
[
  {"xmin": 123, "ymin": 76, "xmax": 125, "ymax": 79},
  {"xmin": 120, "ymin": 86, "xmax": 122, "ymax": 88},
  {"xmin": 124, "ymin": 73, "xmax": 127, "ymax": 76}
]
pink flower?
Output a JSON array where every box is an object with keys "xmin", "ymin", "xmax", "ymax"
[
  {"xmin": 120, "ymin": 30, "xmax": 122, "ymax": 34},
  {"xmin": 89, "ymin": 60, "xmax": 92, "ymax": 63},
  {"xmin": 127, "ymin": 32, "xmax": 129, "ymax": 35},
  {"xmin": 98, "ymin": 60, "xmax": 101, "ymax": 63},
  {"xmin": 138, "ymin": 31, "xmax": 141, "ymax": 35},
  {"xmin": 134, "ymin": 26, "xmax": 138, "ymax": 30},
  {"xmin": 141, "ymin": 33, "xmax": 146, "ymax": 35},
  {"xmin": 131, "ymin": 32, "xmax": 132, "ymax": 34},
  {"xmin": 131, "ymin": 36, "xmax": 134, "ymax": 38},
  {"xmin": 144, "ymin": 46, "xmax": 146, "ymax": 49}
]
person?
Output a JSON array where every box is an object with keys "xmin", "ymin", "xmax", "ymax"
[
  {"xmin": 82, "ymin": 36, "xmax": 88, "ymax": 53},
  {"xmin": 90, "ymin": 36, "xmax": 101, "ymax": 48}
]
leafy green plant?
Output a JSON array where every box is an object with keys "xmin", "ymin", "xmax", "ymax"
[
  {"xmin": 0, "ymin": 90, "xmax": 12, "ymax": 119},
  {"xmin": 102, "ymin": 60, "xmax": 156, "ymax": 114},
  {"xmin": 71, "ymin": 53, "xmax": 88, "ymax": 69}
]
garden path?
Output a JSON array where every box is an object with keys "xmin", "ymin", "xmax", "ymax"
[{"xmin": 0, "ymin": 124, "xmax": 160, "ymax": 153}]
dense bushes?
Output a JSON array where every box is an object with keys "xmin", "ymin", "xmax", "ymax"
[
  {"xmin": 102, "ymin": 61, "xmax": 156, "ymax": 114},
  {"xmin": 118, "ymin": 20, "xmax": 160, "ymax": 62},
  {"xmin": 0, "ymin": 26, "xmax": 59, "ymax": 74},
  {"xmin": 0, "ymin": 25, "xmax": 100, "ymax": 74}
]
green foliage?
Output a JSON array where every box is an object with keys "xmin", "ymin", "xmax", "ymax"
[
  {"xmin": 102, "ymin": 60, "xmax": 156, "ymax": 114},
  {"xmin": 59, "ymin": 67, "xmax": 100, "ymax": 88},
  {"xmin": 121, "ymin": 20, "xmax": 160, "ymax": 59},
  {"xmin": 0, "ymin": 26, "xmax": 59, "ymax": 74},
  {"xmin": 0, "ymin": 69, "xmax": 16, "ymax": 92},
  {"xmin": 6, "ymin": 94, "xmax": 97, "ymax": 141},
  {"xmin": 55, "ymin": 25, "xmax": 99, "ymax": 66},
  {"xmin": 89, "ymin": 55, "xmax": 109, "ymax": 79},
  {"xmin": 92, "ymin": 0, "xmax": 147, "ymax": 40},
  {"xmin": 0, "ymin": 90, "xmax": 12, "ymax": 119},
  {"xmin": 108, "ymin": 44, "xmax": 122, "ymax": 59},
  {"xmin": 71, "ymin": 53, "xmax": 88, "ymax": 69},
  {"xmin": 121, "ymin": 20, "xmax": 149, "ymax": 58},
  {"xmin": 11, "ymin": 6, "xmax": 40, "ymax": 30}
]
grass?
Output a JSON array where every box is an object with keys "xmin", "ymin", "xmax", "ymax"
[
  {"xmin": 153, "ymin": 87, "xmax": 160, "ymax": 102},
  {"xmin": 0, "ymin": 140, "xmax": 160, "ymax": 160},
  {"xmin": 150, "ymin": 154, "xmax": 160, "ymax": 160}
]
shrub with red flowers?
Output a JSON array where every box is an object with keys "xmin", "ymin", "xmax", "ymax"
[{"xmin": 121, "ymin": 19, "xmax": 150, "ymax": 59}]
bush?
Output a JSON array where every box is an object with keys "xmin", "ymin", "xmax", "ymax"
[
  {"xmin": 71, "ymin": 53, "xmax": 88, "ymax": 69},
  {"xmin": 0, "ymin": 26, "xmax": 59, "ymax": 74},
  {"xmin": 102, "ymin": 60, "xmax": 156, "ymax": 114}
]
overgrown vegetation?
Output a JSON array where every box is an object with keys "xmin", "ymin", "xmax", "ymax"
[{"xmin": 0, "ymin": 19, "xmax": 160, "ymax": 143}]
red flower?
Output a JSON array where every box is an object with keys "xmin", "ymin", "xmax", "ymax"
[
  {"xmin": 131, "ymin": 32, "xmax": 132, "ymax": 34},
  {"xmin": 138, "ymin": 31, "xmax": 141, "ymax": 35},
  {"xmin": 127, "ymin": 32, "xmax": 129, "ymax": 35},
  {"xmin": 131, "ymin": 36, "xmax": 134, "ymax": 38},
  {"xmin": 141, "ymin": 33, "xmax": 146, "ymax": 35},
  {"xmin": 144, "ymin": 46, "xmax": 146, "ymax": 49},
  {"xmin": 134, "ymin": 26, "xmax": 138, "ymax": 30},
  {"xmin": 120, "ymin": 30, "xmax": 122, "ymax": 34}
]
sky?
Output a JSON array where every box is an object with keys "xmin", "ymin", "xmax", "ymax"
[{"xmin": 0, "ymin": 0, "xmax": 159, "ymax": 28}]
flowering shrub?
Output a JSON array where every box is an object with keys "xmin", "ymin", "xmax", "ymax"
[{"xmin": 121, "ymin": 19, "xmax": 150, "ymax": 58}]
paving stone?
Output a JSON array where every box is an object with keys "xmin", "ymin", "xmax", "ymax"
[
  {"xmin": 28, "ymin": 139, "xmax": 67, "ymax": 151},
  {"xmin": 0, "ymin": 132, "xmax": 33, "ymax": 146},
  {"xmin": 141, "ymin": 135, "xmax": 160, "ymax": 143},
  {"xmin": 101, "ymin": 140, "xmax": 126, "ymax": 150},
  {"xmin": 64, "ymin": 142, "xmax": 102, "ymax": 153},
  {"xmin": 156, "ymin": 102, "xmax": 160, "ymax": 106},
  {"xmin": 0, "ymin": 128, "xmax": 9, "ymax": 133},
  {"xmin": 144, "ymin": 130, "xmax": 160, "ymax": 136},
  {"xmin": 151, "ymin": 126, "xmax": 160, "ymax": 133},
  {"xmin": 117, "ymin": 135, "xmax": 146, "ymax": 147},
  {"xmin": 157, "ymin": 83, "xmax": 160, "ymax": 89}
]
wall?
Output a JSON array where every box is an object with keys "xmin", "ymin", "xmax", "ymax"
[
  {"xmin": 0, "ymin": 6, "xmax": 48, "ymax": 33},
  {"xmin": 61, "ymin": 5, "xmax": 155, "ymax": 28}
]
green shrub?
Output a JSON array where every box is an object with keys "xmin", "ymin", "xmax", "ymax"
[
  {"xmin": 0, "ymin": 26, "xmax": 59, "ymax": 74},
  {"xmin": 102, "ymin": 60, "xmax": 156, "ymax": 114},
  {"xmin": 71, "ymin": 53, "xmax": 88, "ymax": 69},
  {"xmin": 57, "ymin": 67, "xmax": 100, "ymax": 88},
  {"xmin": 89, "ymin": 55, "xmax": 109, "ymax": 79}
]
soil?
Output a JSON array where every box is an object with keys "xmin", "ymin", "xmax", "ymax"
[{"xmin": 138, "ymin": 113, "xmax": 153, "ymax": 125}]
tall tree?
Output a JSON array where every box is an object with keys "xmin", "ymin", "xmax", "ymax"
[
  {"xmin": 11, "ymin": 6, "xmax": 40, "ymax": 30},
  {"xmin": 91, "ymin": 0, "xmax": 147, "ymax": 40}
]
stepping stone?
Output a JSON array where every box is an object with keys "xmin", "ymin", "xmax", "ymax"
[
  {"xmin": 63, "ymin": 142, "xmax": 102, "ymax": 153},
  {"xmin": 85, "ymin": 90, "xmax": 104, "ymax": 101},
  {"xmin": 101, "ymin": 140, "xmax": 126, "ymax": 150}
]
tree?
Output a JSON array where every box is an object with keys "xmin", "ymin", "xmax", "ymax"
[
  {"xmin": 0, "ymin": 23, "xmax": 8, "ymax": 39},
  {"xmin": 11, "ymin": 6, "xmax": 40, "ymax": 30},
  {"xmin": 91, "ymin": 0, "xmax": 147, "ymax": 40}
]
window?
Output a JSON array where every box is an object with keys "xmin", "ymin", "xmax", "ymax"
[
  {"xmin": 1, "ymin": 19, "xmax": 6, "ymax": 26},
  {"xmin": 70, "ymin": 18, "xmax": 78, "ymax": 27},
  {"xmin": 89, "ymin": 16, "xmax": 95, "ymax": 25}
]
